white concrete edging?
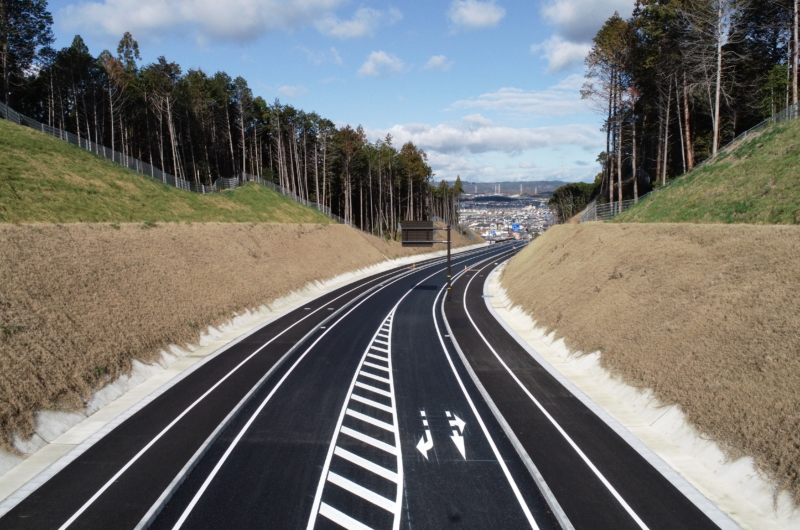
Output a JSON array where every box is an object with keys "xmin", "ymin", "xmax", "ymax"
[
  {"xmin": 0, "ymin": 242, "xmax": 486, "ymax": 510},
  {"xmin": 486, "ymin": 262, "xmax": 798, "ymax": 530}
]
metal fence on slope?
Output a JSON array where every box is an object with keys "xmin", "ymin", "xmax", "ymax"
[
  {"xmin": 579, "ymin": 102, "xmax": 800, "ymax": 223},
  {"xmin": 0, "ymin": 100, "xmax": 364, "ymax": 227}
]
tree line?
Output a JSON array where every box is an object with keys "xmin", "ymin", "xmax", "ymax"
[
  {"xmin": 0, "ymin": 0, "xmax": 463, "ymax": 236},
  {"xmin": 581, "ymin": 0, "xmax": 796, "ymax": 205}
]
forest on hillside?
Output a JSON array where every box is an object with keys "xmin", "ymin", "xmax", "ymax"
[
  {"xmin": 0, "ymin": 1, "xmax": 462, "ymax": 236},
  {"xmin": 583, "ymin": 0, "xmax": 800, "ymax": 208}
]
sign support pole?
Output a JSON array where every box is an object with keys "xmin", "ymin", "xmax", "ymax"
[{"xmin": 446, "ymin": 224, "xmax": 452, "ymax": 302}]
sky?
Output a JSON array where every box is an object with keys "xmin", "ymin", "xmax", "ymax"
[{"xmin": 46, "ymin": 0, "xmax": 636, "ymax": 183}]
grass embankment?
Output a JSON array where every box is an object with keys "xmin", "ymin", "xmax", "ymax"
[
  {"xmin": 616, "ymin": 121, "xmax": 800, "ymax": 224},
  {"xmin": 501, "ymin": 223, "xmax": 800, "ymax": 504},
  {"xmin": 0, "ymin": 223, "xmax": 476, "ymax": 450},
  {"xmin": 0, "ymin": 118, "xmax": 330, "ymax": 224}
]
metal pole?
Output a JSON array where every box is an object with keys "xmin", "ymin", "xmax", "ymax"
[{"xmin": 446, "ymin": 224, "xmax": 452, "ymax": 301}]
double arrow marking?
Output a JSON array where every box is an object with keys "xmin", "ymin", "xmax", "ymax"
[
  {"xmin": 447, "ymin": 411, "xmax": 467, "ymax": 459},
  {"xmin": 416, "ymin": 410, "xmax": 468, "ymax": 460}
]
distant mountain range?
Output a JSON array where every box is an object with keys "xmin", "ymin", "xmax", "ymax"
[{"xmin": 459, "ymin": 181, "xmax": 567, "ymax": 194}]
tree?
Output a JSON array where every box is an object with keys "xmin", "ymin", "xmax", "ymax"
[{"xmin": 0, "ymin": 0, "xmax": 53, "ymax": 108}]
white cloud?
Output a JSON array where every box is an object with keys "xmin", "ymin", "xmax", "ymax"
[
  {"xmin": 542, "ymin": 0, "xmax": 634, "ymax": 42},
  {"xmin": 530, "ymin": 36, "xmax": 592, "ymax": 73},
  {"xmin": 518, "ymin": 161, "xmax": 536, "ymax": 168},
  {"xmin": 358, "ymin": 51, "xmax": 406, "ymax": 78},
  {"xmin": 315, "ymin": 7, "xmax": 402, "ymax": 39},
  {"xmin": 424, "ymin": 55, "xmax": 454, "ymax": 72},
  {"xmin": 533, "ymin": 0, "xmax": 635, "ymax": 72},
  {"xmin": 451, "ymin": 74, "xmax": 589, "ymax": 115},
  {"xmin": 447, "ymin": 0, "xmax": 506, "ymax": 30},
  {"xmin": 298, "ymin": 46, "xmax": 343, "ymax": 65},
  {"xmin": 61, "ymin": 0, "xmax": 346, "ymax": 42},
  {"xmin": 365, "ymin": 114, "xmax": 602, "ymax": 155},
  {"xmin": 277, "ymin": 85, "xmax": 309, "ymax": 98}
]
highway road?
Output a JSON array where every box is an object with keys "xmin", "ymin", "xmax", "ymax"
[{"xmin": 0, "ymin": 242, "xmax": 729, "ymax": 529}]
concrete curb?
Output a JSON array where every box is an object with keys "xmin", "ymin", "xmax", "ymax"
[
  {"xmin": 486, "ymin": 262, "xmax": 798, "ymax": 530},
  {"xmin": 0, "ymin": 242, "xmax": 486, "ymax": 513}
]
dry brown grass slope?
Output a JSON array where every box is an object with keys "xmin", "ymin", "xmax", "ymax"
[
  {"xmin": 501, "ymin": 223, "xmax": 800, "ymax": 503},
  {"xmin": 0, "ymin": 222, "xmax": 477, "ymax": 450}
]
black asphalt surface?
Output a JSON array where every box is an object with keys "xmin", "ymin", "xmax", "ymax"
[
  {"xmin": 0, "ymin": 241, "xmax": 726, "ymax": 530},
  {"xmin": 443, "ymin": 257, "xmax": 722, "ymax": 530}
]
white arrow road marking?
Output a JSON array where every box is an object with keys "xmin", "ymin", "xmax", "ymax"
[
  {"xmin": 450, "ymin": 432, "xmax": 466, "ymax": 459},
  {"xmin": 446, "ymin": 411, "xmax": 467, "ymax": 459},
  {"xmin": 416, "ymin": 410, "xmax": 434, "ymax": 459}
]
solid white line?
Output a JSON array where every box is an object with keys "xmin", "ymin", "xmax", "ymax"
[
  {"xmin": 432, "ymin": 270, "xmax": 540, "ymax": 530},
  {"xmin": 462, "ymin": 261, "xmax": 649, "ymax": 529},
  {"xmin": 359, "ymin": 371, "xmax": 391, "ymax": 385},
  {"xmin": 363, "ymin": 361, "xmax": 389, "ymax": 372},
  {"xmin": 327, "ymin": 472, "xmax": 398, "ymax": 514},
  {"xmin": 346, "ymin": 409, "xmax": 395, "ymax": 433},
  {"xmin": 354, "ymin": 382, "xmax": 392, "ymax": 398},
  {"xmin": 57, "ymin": 265, "xmax": 407, "ymax": 530},
  {"xmin": 170, "ymin": 267, "xmax": 424, "ymax": 529},
  {"xmin": 340, "ymin": 427, "xmax": 397, "ymax": 455},
  {"xmin": 350, "ymin": 394, "xmax": 393, "ymax": 414},
  {"xmin": 319, "ymin": 503, "xmax": 373, "ymax": 530},
  {"xmin": 366, "ymin": 353, "xmax": 388, "ymax": 362},
  {"xmin": 333, "ymin": 447, "xmax": 398, "ymax": 483},
  {"xmin": 307, "ymin": 250, "xmax": 506, "ymax": 530}
]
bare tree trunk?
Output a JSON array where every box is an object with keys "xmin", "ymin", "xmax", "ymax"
[
  {"xmin": 712, "ymin": 0, "xmax": 723, "ymax": 157},
  {"xmin": 632, "ymin": 114, "xmax": 638, "ymax": 201},
  {"xmin": 676, "ymin": 77, "xmax": 686, "ymax": 174},
  {"xmin": 794, "ymin": 0, "xmax": 799, "ymax": 109},
  {"xmin": 662, "ymin": 83, "xmax": 672, "ymax": 185},
  {"xmin": 683, "ymin": 71, "xmax": 694, "ymax": 168}
]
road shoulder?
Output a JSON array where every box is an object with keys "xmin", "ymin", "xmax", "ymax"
[{"xmin": 485, "ymin": 262, "xmax": 797, "ymax": 530}]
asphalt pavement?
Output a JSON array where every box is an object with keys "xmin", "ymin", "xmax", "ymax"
[{"xmin": 0, "ymin": 241, "xmax": 729, "ymax": 530}]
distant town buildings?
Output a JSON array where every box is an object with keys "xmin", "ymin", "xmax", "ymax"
[{"xmin": 459, "ymin": 193, "xmax": 554, "ymax": 241}]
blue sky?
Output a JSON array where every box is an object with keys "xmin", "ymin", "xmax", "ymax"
[{"xmin": 46, "ymin": 0, "xmax": 635, "ymax": 183}]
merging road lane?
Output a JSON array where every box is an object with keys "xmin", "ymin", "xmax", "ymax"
[{"xmin": 0, "ymin": 242, "xmax": 730, "ymax": 530}]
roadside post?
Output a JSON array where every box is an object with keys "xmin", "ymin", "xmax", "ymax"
[{"xmin": 401, "ymin": 221, "xmax": 453, "ymax": 301}]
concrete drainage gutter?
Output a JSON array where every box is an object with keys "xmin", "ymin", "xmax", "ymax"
[{"xmin": 485, "ymin": 261, "xmax": 798, "ymax": 530}]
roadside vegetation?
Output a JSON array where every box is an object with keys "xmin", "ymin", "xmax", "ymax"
[
  {"xmin": 615, "ymin": 121, "xmax": 800, "ymax": 224},
  {"xmin": 0, "ymin": 223, "xmax": 477, "ymax": 451},
  {"xmin": 0, "ymin": 118, "xmax": 331, "ymax": 224},
  {"xmin": 502, "ymin": 222, "xmax": 800, "ymax": 505}
]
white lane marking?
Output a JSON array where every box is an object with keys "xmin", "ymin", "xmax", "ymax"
[
  {"xmin": 341, "ymin": 427, "xmax": 397, "ymax": 456},
  {"xmin": 462, "ymin": 266, "xmax": 650, "ymax": 530},
  {"xmin": 355, "ymin": 381, "xmax": 392, "ymax": 398},
  {"xmin": 449, "ymin": 414, "xmax": 466, "ymax": 434},
  {"xmin": 169, "ymin": 264, "xmax": 433, "ymax": 530},
  {"xmin": 359, "ymin": 371, "xmax": 391, "ymax": 385},
  {"xmin": 56, "ymin": 263, "xmax": 410, "ymax": 530},
  {"xmin": 350, "ymin": 394, "xmax": 393, "ymax": 414},
  {"xmin": 346, "ymin": 409, "xmax": 396, "ymax": 433},
  {"xmin": 432, "ymin": 272, "xmax": 540, "ymax": 529},
  {"xmin": 369, "ymin": 345, "xmax": 390, "ymax": 353},
  {"xmin": 333, "ymin": 447, "xmax": 398, "ymax": 483},
  {"xmin": 363, "ymin": 361, "xmax": 389, "ymax": 372},
  {"xmin": 310, "ymin": 259, "xmax": 477, "ymax": 530},
  {"xmin": 373, "ymin": 338, "xmax": 389, "ymax": 346},
  {"xmin": 327, "ymin": 472, "xmax": 398, "ymax": 514},
  {"xmin": 366, "ymin": 353, "xmax": 388, "ymax": 362},
  {"xmin": 319, "ymin": 503, "xmax": 373, "ymax": 530},
  {"xmin": 416, "ymin": 410, "xmax": 434, "ymax": 460}
]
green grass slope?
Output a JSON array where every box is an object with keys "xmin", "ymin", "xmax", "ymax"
[
  {"xmin": 0, "ymin": 119, "xmax": 331, "ymax": 224},
  {"xmin": 616, "ymin": 121, "xmax": 800, "ymax": 224}
]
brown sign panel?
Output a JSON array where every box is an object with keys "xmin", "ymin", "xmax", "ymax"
[{"xmin": 401, "ymin": 220, "xmax": 434, "ymax": 247}]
